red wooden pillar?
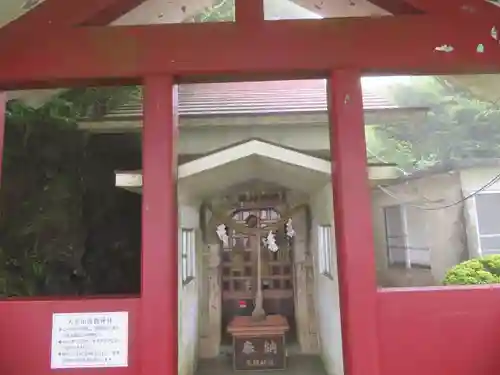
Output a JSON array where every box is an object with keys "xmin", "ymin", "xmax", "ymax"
[
  {"xmin": 141, "ymin": 76, "xmax": 178, "ymax": 375},
  {"xmin": 328, "ymin": 70, "xmax": 380, "ymax": 375},
  {"xmin": 0, "ymin": 92, "xmax": 6, "ymax": 185}
]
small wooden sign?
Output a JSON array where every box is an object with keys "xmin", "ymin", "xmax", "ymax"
[{"xmin": 233, "ymin": 335, "xmax": 285, "ymax": 371}]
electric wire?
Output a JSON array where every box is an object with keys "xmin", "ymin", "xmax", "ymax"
[
  {"xmin": 366, "ymin": 77, "xmax": 500, "ymax": 211},
  {"xmin": 367, "ymin": 147, "xmax": 500, "ymax": 210}
]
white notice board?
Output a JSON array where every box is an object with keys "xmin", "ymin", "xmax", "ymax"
[{"xmin": 51, "ymin": 311, "xmax": 129, "ymax": 369}]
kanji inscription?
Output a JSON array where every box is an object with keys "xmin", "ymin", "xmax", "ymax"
[
  {"xmin": 233, "ymin": 335, "xmax": 285, "ymax": 370},
  {"xmin": 50, "ymin": 311, "xmax": 128, "ymax": 369}
]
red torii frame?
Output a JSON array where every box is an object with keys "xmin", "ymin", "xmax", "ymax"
[
  {"xmin": 0, "ymin": 1, "xmax": 500, "ymax": 375},
  {"xmin": 0, "ymin": 0, "xmax": 500, "ymax": 87}
]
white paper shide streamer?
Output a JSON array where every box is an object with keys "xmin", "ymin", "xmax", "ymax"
[
  {"xmin": 286, "ymin": 218, "xmax": 295, "ymax": 238},
  {"xmin": 266, "ymin": 230, "xmax": 279, "ymax": 252},
  {"xmin": 216, "ymin": 224, "xmax": 229, "ymax": 246}
]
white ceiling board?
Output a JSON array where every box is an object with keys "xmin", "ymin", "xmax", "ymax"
[
  {"xmin": 178, "ymin": 155, "xmax": 331, "ymax": 199},
  {"xmin": 178, "ymin": 139, "xmax": 331, "ymax": 179},
  {"xmin": 292, "ymin": 0, "xmax": 390, "ymax": 17},
  {"xmin": 115, "ymin": 140, "xmax": 400, "ymax": 198},
  {"xmin": 112, "ymin": 0, "xmax": 213, "ymax": 25},
  {"xmin": 0, "ymin": 0, "xmax": 46, "ymax": 29}
]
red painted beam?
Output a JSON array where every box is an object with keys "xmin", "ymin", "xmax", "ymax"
[
  {"xmin": 367, "ymin": 0, "xmax": 425, "ymax": 14},
  {"xmin": 81, "ymin": 0, "xmax": 149, "ymax": 26},
  {"xmin": 235, "ymin": 0, "xmax": 264, "ymax": 24},
  {"xmin": 406, "ymin": 0, "xmax": 500, "ymax": 14},
  {"xmin": 0, "ymin": 0, "xmax": 144, "ymax": 65},
  {"xmin": 368, "ymin": 0, "xmax": 500, "ymax": 15},
  {"xmin": 328, "ymin": 70, "xmax": 380, "ymax": 375},
  {"xmin": 1, "ymin": 0, "xmax": 146, "ymax": 40},
  {"xmin": 0, "ymin": 0, "xmax": 148, "ymax": 61},
  {"xmin": 0, "ymin": 15, "xmax": 499, "ymax": 89},
  {"xmin": 141, "ymin": 76, "xmax": 178, "ymax": 375}
]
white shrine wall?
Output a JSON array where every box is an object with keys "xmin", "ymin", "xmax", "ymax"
[
  {"xmin": 178, "ymin": 202, "xmax": 203, "ymax": 375},
  {"xmin": 309, "ymin": 183, "xmax": 344, "ymax": 375}
]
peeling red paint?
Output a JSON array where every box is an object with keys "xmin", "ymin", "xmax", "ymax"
[{"xmin": 0, "ymin": 15, "xmax": 499, "ymax": 89}]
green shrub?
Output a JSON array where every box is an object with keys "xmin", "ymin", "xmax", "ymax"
[{"xmin": 443, "ymin": 255, "xmax": 500, "ymax": 285}]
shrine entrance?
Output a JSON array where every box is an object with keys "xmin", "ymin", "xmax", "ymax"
[
  {"xmin": 219, "ymin": 190, "xmax": 296, "ymax": 344},
  {"xmin": 198, "ymin": 170, "xmax": 324, "ymax": 371}
]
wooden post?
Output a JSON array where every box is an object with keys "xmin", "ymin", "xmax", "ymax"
[
  {"xmin": 327, "ymin": 70, "xmax": 380, "ymax": 375},
  {"xmin": 141, "ymin": 76, "xmax": 178, "ymax": 375},
  {"xmin": 251, "ymin": 232, "xmax": 265, "ymax": 320}
]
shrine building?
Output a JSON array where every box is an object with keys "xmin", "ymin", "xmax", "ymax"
[{"xmin": 0, "ymin": 1, "xmax": 500, "ymax": 375}]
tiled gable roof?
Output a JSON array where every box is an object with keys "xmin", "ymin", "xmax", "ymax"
[{"xmin": 103, "ymin": 79, "xmax": 420, "ymax": 119}]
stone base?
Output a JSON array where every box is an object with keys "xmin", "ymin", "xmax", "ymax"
[{"xmin": 228, "ymin": 315, "xmax": 289, "ymax": 371}]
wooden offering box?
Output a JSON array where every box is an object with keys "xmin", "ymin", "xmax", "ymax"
[{"xmin": 227, "ymin": 315, "xmax": 289, "ymax": 371}]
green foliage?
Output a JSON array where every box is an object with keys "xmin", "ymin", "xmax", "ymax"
[
  {"xmin": 7, "ymin": 86, "xmax": 140, "ymax": 126},
  {"xmin": 365, "ymin": 126, "xmax": 417, "ymax": 170},
  {"xmin": 188, "ymin": 0, "xmax": 235, "ymax": 22},
  {"xmin": 368, "ymin": 76, "xmax": 500, "ymax": 173},
  {"xmin": 0, "ymin": 104, "xmax": 86, "ymax": 296},
  {"xmin": 0, "ymin": 86, "xmax": 141, "ymax": 297},
  {"xmin": 443, "ymin": 255, "xmax": 500, "ymax": 285}
]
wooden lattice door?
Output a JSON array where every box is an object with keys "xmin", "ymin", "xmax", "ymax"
[{"xmin": 221, "ymin": 207, "xmax": 295, "ymax": 341}]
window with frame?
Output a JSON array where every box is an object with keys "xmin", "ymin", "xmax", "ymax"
[
  {"xmin": 181, "ymin": 228, "xmax": 196, "ymax": 285},
  {"xmin": 474, "ymin": 192, "xmax": 500, "ymax": 256},
  {"xmin": 384, "ymin": 205, "xmax": 430, "ymax": 269},
  {"xmin": 318, "ymin": 225, "xmax": 333, "ymax": 278}
]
